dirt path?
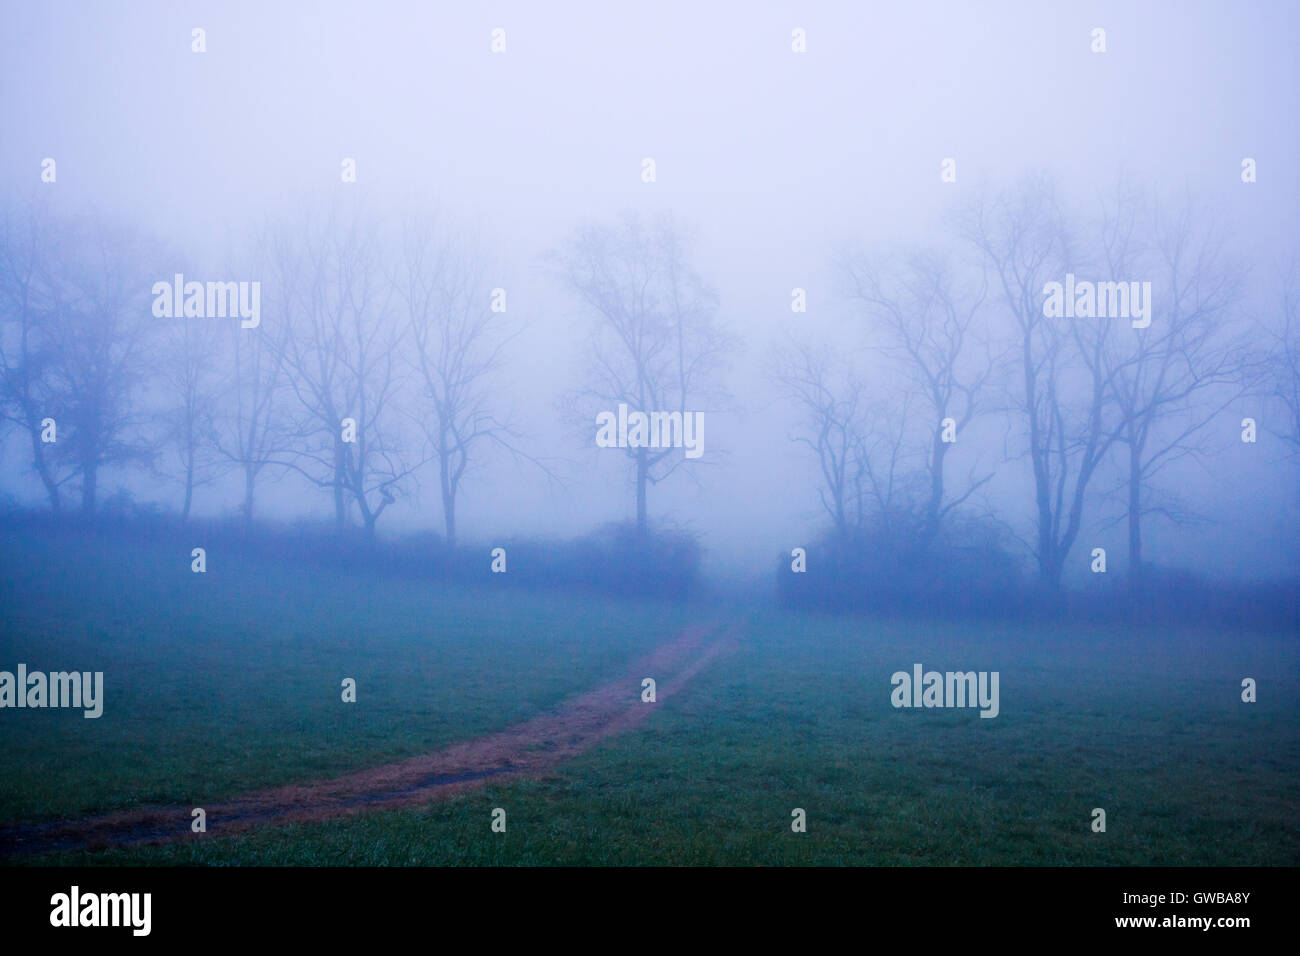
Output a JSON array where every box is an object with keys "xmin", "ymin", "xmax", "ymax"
[{"xmin": 0, "ymin": 620, "xmax": 741, "ymax": 859}]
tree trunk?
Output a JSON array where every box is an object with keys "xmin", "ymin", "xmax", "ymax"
[
  {"xmin": 181, "ymin": 466, "xmax": 194, "ymax": 524},
  {"xmin": 1038, "ymin": 547, "xmax": 1064, "ymax": 595},
  {"xmin": 333, "ymin": 440, "xmax": 347, "ymax": 530},
  {"xmin": 1127, "ymin": 447, "xmax": 1143, "ymax": 589},
  {"xmin": 81, "ymin": 460, "xmax": 97, "ymax": 516},
  {"xmin": 924, "ymin": 432, "xmax": 947, "ymax": 546},
  {"xmin": 1035, "ymin": 505, "xmax": 1055, "ymax": 593},
  {"xmin": 439, "ymin": 449, "xmax": 457, "ymax": 547},
  {"xmin": 27, "ymin": 417, "xmax": 60, "ymax": 512},
  {"xmin": 635, "ymin": 447, "xmax": 648, "ymax": 538},
  {"xmin": 241, "ymin": 464, "xmax": 256, "ymax": 533},
  {"xmin": 443, "ymin": 491, "xmax": 457, "ymax": 548}
]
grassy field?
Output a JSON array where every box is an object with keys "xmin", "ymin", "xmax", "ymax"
[{"xmin": 1, "ymin": 525, "xmax": 1297, "ymax": 865}]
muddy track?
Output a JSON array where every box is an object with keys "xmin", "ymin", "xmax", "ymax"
[{"xmin": 0, "ymin": 620, "xmax": 741, "ymax": 859}]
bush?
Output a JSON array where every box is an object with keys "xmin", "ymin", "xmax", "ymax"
[
  {"xmin": 0, "ymin": 508, "xmax": 703, "ymax": 602},
  {"xmin": 777, "ymin": 509, "xmax": 1028, "ymax": 618}
]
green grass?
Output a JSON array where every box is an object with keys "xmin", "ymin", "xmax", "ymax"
[
  {"xmin": 0, "ymin": 526, "xmax": 691, "ymax": 823},
  {"xmin": 2, "ymin": 526, "xmax": 1297, "ymax": 865}
]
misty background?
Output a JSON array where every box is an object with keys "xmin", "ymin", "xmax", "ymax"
[{"xmin": 2, "ymin": 0, "xmax": 1299, "ymax": 596}]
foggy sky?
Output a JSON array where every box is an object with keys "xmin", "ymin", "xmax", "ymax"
[{"xmin": 3, "ymin": 1, "xmax": 1298, "ymax": 585}]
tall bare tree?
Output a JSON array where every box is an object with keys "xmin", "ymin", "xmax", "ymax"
[
  {"xmin": 40, "ymin": 215, "xmax": 157, "ymax": 514},
  {"xmin": 1099, "ymin": 191, "xmax": 1250, "ymax": 584},
  {"xmin": 840, "ymin": 246, "xmax": 995, "ymax": 548},
  {"xmin": 771, "ymin": 339, "xmax": 917, "ymax": 545},
  {"xmin": 1267, "ymin": 260, "xmax": 1300, "ymax": 459},
  {"xmin": 270, "ymin": 206, "xmax": 417, "ymax": 537},
  {"xmin": 156, "ymin": 289, "xmax": 226, "ymax": 523},
  {"xmin": 960, "ymin": 175, "xmax": 1120, "ymax": 591},
  {"xmin": 555, "ymin": 213, "xmax": 733, "ymax": 537},
  {"xmin": 0, "ymin": 200, "xmax": 71, "ymax": 510},
  {"xmin": 215, "ymin": 252, "xmax": 291, "ymax": 531},
  {"xmin": 396, "ymin": 216, "xmax": 525, "ymax": 547},
  {"xmin": 771, "ymin": 342, "xmax": 874, "ymax": 538}
]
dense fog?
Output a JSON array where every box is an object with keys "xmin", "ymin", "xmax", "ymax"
[{"xmin": 2, "ymin": 0, "xmax": 1298, "ymax": 599}]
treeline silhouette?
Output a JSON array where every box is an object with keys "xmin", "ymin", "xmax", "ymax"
[
  {"xmin": 0, "ymin": 505, "xmax": 703, "ymax": 602},
  {"xmin": 776, "ymin": 514, "xmax": 1299, "ymax": 629}
]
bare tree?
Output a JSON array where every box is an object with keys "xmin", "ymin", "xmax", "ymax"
[
  {"xmin": 156, "ymin": 293, "xmax": 226, "ymax": 523},
  {"xmin": 0, "ymin": 200, "xmax": 72, "ymax": 510},
  {"xmin": 1267, "ymin": 260, "xmax": 1300, "ymax": 459},
  {"xmin": 215, "ymin": 258, "xmax": 291, "ymax": 531},
  {"xmin": 771, "ymin": 342, "xmax": 874, "ymax": 538},
  {"xmin": 1099, "ymin": 192, "xmax": 1250, "ymax": 585},
  {"xmin": 270, "ymin": 206, "xmax": 417, "ymax": 537},
  {"xmin": 840, "ymin": 246, "xmax": 995, "ymax": 548},
  {"xmin": 396, "ymin": 215, "xmax": 532, "ymax": 547},
  {"xmin": 40, "ymin": 214, "xmax": 157, "ymax": 515},
  {"xmin": 555, "ymin": 213, "xmax": 733, "ymax": 537},
  {"xmin": 959, "ymin": 175, "xmax": 1120, "ymax": 592}
]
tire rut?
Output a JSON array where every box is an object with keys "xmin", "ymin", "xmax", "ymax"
[{"xmin": 0, "ymin": 619, "xmax": 741, "ymax": 859}]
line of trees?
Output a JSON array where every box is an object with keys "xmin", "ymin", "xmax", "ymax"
[
  {"xmin": 0, "ymin": 197, "xmax": 722, "ymax": 546},
  {"xmin": 776, "ymin": 175, "xmax": 1294, "ymax": 598},
  {"xmin": 2, "ymin": 179, "xmax": 1297, "ymax": 600}
]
